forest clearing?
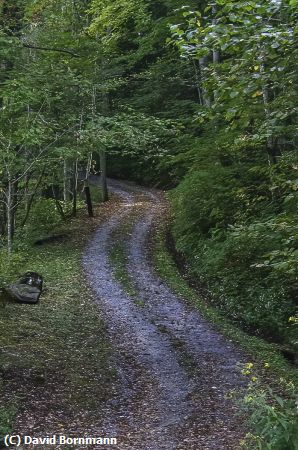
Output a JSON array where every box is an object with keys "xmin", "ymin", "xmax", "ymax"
[{"xmin": 0, "ymin": 1, "xmax": 298, "ymax": 449}]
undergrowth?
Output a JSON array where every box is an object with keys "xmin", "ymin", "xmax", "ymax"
[
  {"xmin": 239, "ymin": 364, "xmax": 298, "ymax": 450},
  {"xmin": 169, "ymin": 156, "xmax": 298, "ymax": 349},
  {"xmin": 0, "ymin": 200, "xmax": 113, "ymax": 441}
]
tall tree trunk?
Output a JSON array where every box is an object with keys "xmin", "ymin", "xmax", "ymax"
[
  {"xmin": 0, "ymin": 198, "xmax": 6, "ymax": 236},
  {"xmin": 63, "ymin": 159, "xmax": 69, "ymax": 202},
  {"xmin": 72, "ymin": 159, "xmax": 78, "ymax": 217},
  {"xmin": 21, "ymin": 167, "xmax": 46, "ymax": 227},
  {"xmin": 84, "ymin": 154, "xmax": 94, "ymax": 217},
  {"xmin": 99, "ymin": 150, "xmax": 108, "ymax": 202},
  {"xmin": 52, "ymin": 186, "xmax": 66, "ymax": 221},
  {"xmin": 86, "ymin": 152, "xmax": 92, "ymax": 178},
  {"xmin": 11, "ymin": 178, "xmax": 19, "ymax": 241},
  {"xmin": 84, "ymin": 182, "xmax": 94, "ymax": 217},
  {"xmin": 100, "ymin": 78, "xmax": 110, "ymax": 202},
  {"xmin": 6, "ymin": 179, "xmax": 14, "ymax": 256},
  {"xmin": 212, "ymin": 5, "xmax": 220, "ymax": 102},
  {"xmin": 23, "ymin": 170, "xmax": 31, "ymax": 211},
  {"xmin": 192, "ymin": 59, "xmax": 204, "ymax": 105}
]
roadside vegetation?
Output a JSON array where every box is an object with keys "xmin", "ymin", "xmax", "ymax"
[{"xmin": 0, "ymin": 197, "xmax": 114, "ymax": 445}]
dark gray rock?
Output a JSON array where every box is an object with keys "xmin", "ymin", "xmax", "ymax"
[
  {"xmin": 18, "ymin": 271, "xmax": 43, "ymax": 290},
  {"xmin": 6, "ymin": 271, "xmax": 43, "ymax": 304}
]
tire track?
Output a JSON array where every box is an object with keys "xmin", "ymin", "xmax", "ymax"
[{"xmin": 82, "ymin": 179, "xmax": 246, "ymax": 450}]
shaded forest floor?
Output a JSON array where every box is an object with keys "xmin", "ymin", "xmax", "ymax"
[
  {"xmin": 0, "ymin": 198, "xmax": 121, "ymax": 448},
  {"xmin": 0, "ymin": 179, "xmax": 296, "ymax": 450}
]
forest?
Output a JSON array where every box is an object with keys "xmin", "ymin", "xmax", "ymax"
[{"xmin": 0, "ymin": 1, "xmax": 298, "ymax": 449}]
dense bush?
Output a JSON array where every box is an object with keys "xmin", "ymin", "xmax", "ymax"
[{"xmin": 170, "ymin": 147, "xmax": 298, "ymax": 346}]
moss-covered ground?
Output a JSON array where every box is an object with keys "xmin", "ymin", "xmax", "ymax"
[{"xmin": 0, "ymin": 200, "xmax": 116, "ymax": 444}]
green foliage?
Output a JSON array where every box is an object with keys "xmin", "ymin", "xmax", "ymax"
[
  {"xmin": 164, "ymin": 0, "xmax": 298, "ymax": 348},
  {"xmin": 0, "ymin": 251, "xmax": 26, "ymax": 286},
  {"xmin": 0, "ymin": 405, "xmax": 17, "ymax": 446},
  {"xmin": 170, "ymin": 152, "xmax": 298, "ymax": 342},
  {"xmin": 83, "ymin": 109, "xmax": 179, "ymax": 185},
  {"xmin": 88, "ymin": 0, "xmax": 150, "ymax": 50},
  {"xmin": 83, "ymin": 109, "xmax": 175, "ymax": 152},
  {"xmin": 239, "ymin": 369, "xmax": 298, "ymax": 450},
  {"xmin": 15, "ymin": 199, "xmax": 64, "ymax": 246}
]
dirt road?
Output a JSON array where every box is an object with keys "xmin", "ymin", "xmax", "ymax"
[{"xmin": 83, "ymin": 179, "xmax": 245, "ymax": 450}]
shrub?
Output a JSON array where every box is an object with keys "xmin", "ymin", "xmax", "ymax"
[
  {"xmin": 239, "ymin": 365, "xmax": 298, "ymax": 450},
  {"xmin": 169, "ymin": 158, "xmax": 298, "ymax": 344}
]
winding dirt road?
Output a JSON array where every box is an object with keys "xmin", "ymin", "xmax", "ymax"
[{"xmin": 82, "ymin": 179, "xmax": 246, "ymax": 450}]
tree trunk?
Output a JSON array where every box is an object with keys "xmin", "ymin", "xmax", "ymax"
[
  {"xmin": 72, "ymin": 159, "xmax": 78, "ymax": 216},
  {"xmin": 52, "ymin": 185, "xmax": 66, "ymax": 220},
  {"xmin": 86, "ymin": 152, "xmax": 92, "ymax": 179},
  {"xmin": 21, "ymin": 167, "xmax": 46, "ymax": 227},
  {"xmin": 11, "ymin": 178, "xmax": 18, "ymax": 240},
  {"xmin": 63, "ymin": 159, "xmax": 69, "ymax": 202},
  {"xmin": 6, "ymin": 179, "xmax": 14, "ymax": 256},
  {"xmin": 99, "ymin": 150, "xmax": 108, "ymax": 202},
  {"xmin": 192, "ymin": 59, "xmax": 204, "ymax": 105},
  {"xmin": 212, "ymin": 5, "xmax": 220, "ymax": 102},
  {"xmin": 84, "ymin": 154, "xmax": 94, "ymax": 217},
  {"xmin": 0, "ymin": 199, "xmax": 6, "ymax": 236},
  {"xmin": 213, "ymin": 51, "xmax": 220, "ymax": 64},
  {"xmin": 84, "ymin": 182, "xmax": 94, "ymax": 217}
]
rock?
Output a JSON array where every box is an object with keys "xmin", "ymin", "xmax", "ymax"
[
  {"xmin": 19, "ymin": 271, "xmax": 43, "ymax": 290},
  {"xmin": 6, "ymin": 271, "xmax": 43, "ymax": 304}
]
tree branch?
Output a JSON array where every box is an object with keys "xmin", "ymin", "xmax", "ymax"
[{"xmin": 22, "ymin": 43, "xmax": 80, "ymax": 57}]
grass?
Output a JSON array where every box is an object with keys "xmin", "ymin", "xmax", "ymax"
[
  {"xmin": 109, "ymin": 242, "xmax": 137, "ymax": 298},
  {"xmin": 0, "ymin": 404, "xmax": 17, "ymax": 444},
  {"xmin": 0, "ymin": 205, "xmax": 114, "ymax": 442},
  {"xmin": 153, "ymin": 225, "xmax": 298, "ymax": 386},
  {"xmin": 108, "ymin": 218, "xmax": 147, "ymax": 308}
]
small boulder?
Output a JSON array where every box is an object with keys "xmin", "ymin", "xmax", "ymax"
[
  {"xmin": 6, "ymin": 271, "xmax": 43, "ymax": 304},
  {"xmin": 19, "ymin": 271, "xmax": 43, "ymax": 290}
]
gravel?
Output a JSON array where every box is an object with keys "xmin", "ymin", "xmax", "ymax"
[{"xmin": 82, "ymin": 179, "xmax": 246, "ymax": 450}]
